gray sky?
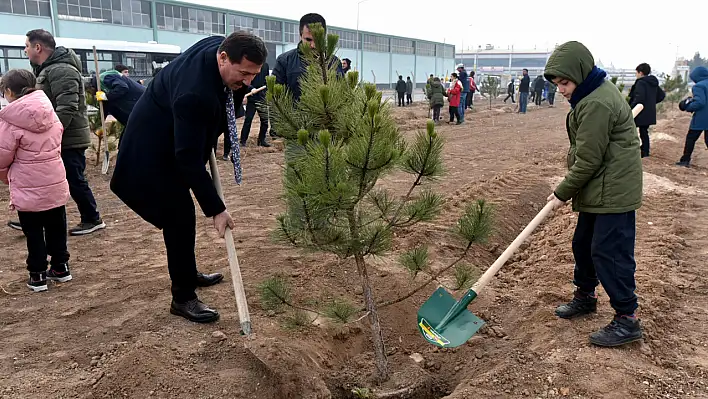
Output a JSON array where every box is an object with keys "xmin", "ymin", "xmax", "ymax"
[{"xmin": 187, "ymin": 0, "xmax": 706, "ymax": 74}]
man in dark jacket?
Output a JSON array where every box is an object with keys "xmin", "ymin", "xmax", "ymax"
[
  {"xmin": 272, "ymin": 13, "xmax": 343, "ymax": 103},
  {"xmin": 504, "ymin": 78, "xmax": 516, "ymax": 103},
  {"xmin": 239, "ymin": 62, "xmax": 271, "ymax": 148},
  {"xmin": 87, "ymin": 68, "xmax": 146, "ymax": 126},
  {"xmin": 110, "ymin": 33, "xmax": 267, "ymax": 323},
  {"xmin": 456, "ymin": 64, "xmax": 469, "ymax": 121},
  {"xmin": 518, "ymin": 69, "xmax": 530, "ymax": 113},
  {"xmin": 406, "ymin": 76, "xmax": 413, "ymax": 105},
  {"xmin": 17, "ymin": 29, "xmax": 105, "ymax": 236},
  {"xmin": 395, "ymin": 75, "xmax": 406, "ymax": 106},
  {"xmin": 629, "ymin": 63, "xmax": 665, "ymax": 158},
  {"xmin": 533, "ymin": 75, "xmax": 545, "ymax": 106},
  {"xmin": 676, "ymin": 66, "xmax": 708, "ymax": 167}
]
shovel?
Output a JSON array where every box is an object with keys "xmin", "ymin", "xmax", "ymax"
[
  {"xmin": 418, "ymin": 201, "xmax": 555, "ymax": 347},
  {"xmin": 92, "ymin": 46, "xmax": 111, "ymax": 175}
]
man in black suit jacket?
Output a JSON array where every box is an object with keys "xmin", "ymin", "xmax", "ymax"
[{"xmin": 110, "ymin": 32, "xmax": 267, "ymax": 323}]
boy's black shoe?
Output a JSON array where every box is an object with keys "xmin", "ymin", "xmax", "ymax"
[
  {"xmin": 589, "ymin": 316, "xmax": 643, "ymax": 347},
  {"xmin": 8, "ymin": 220, "xmax": 22, "ymax": 231},
  {"xmin": 675, "ymin": 161, "xmax": 690, "ymax": 168},
  {"xmin": 258, "ymin": 140, "xmax": 271, "ymax": 148},
  {"xmin": 27, "ymin": 272, "xmax": 48, "ymax": 292},
  {"xmin": 555, "ymin": 291, "xmax": 597, "ymax": 319},
  {"xmin": 69, "ymin": 219, "xmax": 106, "ymax": 236},
  {"xmin": 47, "ymin": 263, "xmax": 73, "ymax": 283}
]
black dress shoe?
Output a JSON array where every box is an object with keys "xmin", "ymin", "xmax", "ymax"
[
  {"xmin": 258, "ymin": 140, "xmax": 271, "ymax": 148},
  {"xmin": 196, "ymin": 272, "xmax": 224, "ymax": 287},
  {"xmin": 170, "ymin": 298, "xmax": 220, "ymax": 323}
]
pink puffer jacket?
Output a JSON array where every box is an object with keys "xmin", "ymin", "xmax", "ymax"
[{"xmin": 0, "ymin": 90, "xmax": 69, "ymax": 212}]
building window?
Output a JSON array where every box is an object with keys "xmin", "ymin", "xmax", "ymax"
[
  {"xmin": 283, "ymin": 22, "xmax": 298, "ymax": 43},
  {"xmin": 156, "ymin": 2, "xmax": 224, "ymax": 35},
  {"xmin": 86, "ymin": 50, "xmax": 118, "ymax": 74},
  {"xmin": 228, "ymin": 15, "xmax": 282, "ymax": 42},
  {"xmin": 56, "ymin": 0, "xmax": 151, "ymax": 28},
  {"xmin": 416, "ymin": 42, "xmax": 435, "ymax": 57},
  {"xmin": 0, "ymin": 0, "xmax": 51, "ymax": 16},
  {"xmin": 363, "ymin": 34, "xmax": 388, "ymax": 53},
  {"xmin": 444, "ymin": 46, "xmax": 454, "ymax": 58},
  {"xmin": 2, "ymin": 47, "xmax": 31, "ymax": 74},
  {"xmin": 391, "ymin": 38, "xmax": 413, "ymax": 55},
  {"xmin": 330, "ymin": 29, "xmax": 359, "ymax": 50}
]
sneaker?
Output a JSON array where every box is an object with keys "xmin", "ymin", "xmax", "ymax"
[
  {"xmin": 675, "ymin": 160, "xmax": 690, "ymax": 168},
  {"xmin": 8, "ymin": 220, "xmax": 22, "ymax": 231},
  {"xmin": 27, "ymin": 272, "xmax": 48, "ymax": 292},
  {"xmin": 47, "ymin": 263, "xmax": 73, "ymax": 283},
  {"xmin": 555, "ymin": 291, "xmax": 597, "ymax": 319},
  {"xmin": 69, "ymin": 219, "xmax": 106, "ymax": 236},
  {"xmin": 589, "ymin": 316, "xmax": 643, "ymax": 347}
]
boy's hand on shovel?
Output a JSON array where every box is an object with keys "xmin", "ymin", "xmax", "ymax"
[
  {"xmin": 214, "ymin": 210, "xmax": 235, "ymax": 238},
  {"xmin": 547, "ymin": 193, "xmax": 568, "ymax": 210}
]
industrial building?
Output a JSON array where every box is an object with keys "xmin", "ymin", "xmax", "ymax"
[
  {"xmin": 0, "ymin": 0, "xmax": 455, "ymax": 88},
  {"xmin": 456, "ymin": 45, "xmax": 553, "ymax": 81}
]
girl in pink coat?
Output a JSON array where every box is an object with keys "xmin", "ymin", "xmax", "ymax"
[{"xmin": 0, "ymin": 69, "xmax": 72, "ymax": 292}]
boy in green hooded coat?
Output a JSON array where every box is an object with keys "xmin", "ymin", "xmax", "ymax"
[{"xmin": 544, "ymin": 41, "xmax": 643, "ymax": 347}]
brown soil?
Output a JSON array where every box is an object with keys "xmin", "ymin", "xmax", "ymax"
[{"xmin": 1, "ymin": 101, "xmax": 707, "ymax": 399}]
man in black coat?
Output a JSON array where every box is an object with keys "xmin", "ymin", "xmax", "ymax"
[
  {"xmin": 110, "ymin": 33, "xmax": 267, "ymax": 323},
  {"xmin": 396, "ymin": 75, "xmax": 406, "ymax": 107},
  {"xmin": 239, "ymin": 62, "xmax": 271, "ymax": 148},
  {"xmin": 629, "ymin": 63, "xmax": 665, "ymax": 158}
]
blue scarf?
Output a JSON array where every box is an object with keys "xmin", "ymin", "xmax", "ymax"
[{"xmin": 569, "ymin": 66, "xmax": 607, "ymax": 108}]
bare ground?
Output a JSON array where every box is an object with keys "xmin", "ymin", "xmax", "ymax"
[{"xmin": 1, "ymin": 101, "xmax": 707, "ymax": 398}]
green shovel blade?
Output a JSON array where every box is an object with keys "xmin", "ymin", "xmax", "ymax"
[{"xmin": 417, "ymin": 287, "xmax": 485, "ymax": 348}]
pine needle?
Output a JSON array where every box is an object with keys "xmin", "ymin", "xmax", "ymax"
[
  {"xmin": 284, "ymin": 309, "xmax": 313, "ymax": 330},
  {"xmin": 323, "ymin": 300, "xmax": 357, "ymax": 324},
  {"xmin": 258, "ymin": 276, "xmax": 291, "ymax": 311},
  {"xmin": 399, "ymin": 246, "xmax": 430, "ymax": 278},
  {"xmin": 456, "ymin": 199, "xmax": 494, "ymax": 245},
  {"xmin": 453, "ymin": 263, "xmax": 479, "ymax": 291}
]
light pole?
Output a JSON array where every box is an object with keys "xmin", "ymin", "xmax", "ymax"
[{"xmin": 356, "ymin": 0, "xmax": 369, "ymax": 73}]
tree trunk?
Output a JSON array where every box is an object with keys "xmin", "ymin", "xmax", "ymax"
[
  {"xmin": 95, "ymin": 136, "xmax": 102, "ymax": 166},
  {"xmin": 354, "ymin": 253, "xmax": 390, "ymax": 382}
]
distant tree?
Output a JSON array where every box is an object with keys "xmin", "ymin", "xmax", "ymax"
[
  {"xmin": 688, "ymin": 52, "xmax": 708, "ymax": 72},
  {"xmin": 478, "ymin": 76, "xmax": 500, "ymax": 109},
  {"xmin": 662, "ymin": 75, "xmax": 689, "ymax": 107}
]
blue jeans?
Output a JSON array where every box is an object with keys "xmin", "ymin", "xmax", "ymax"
[
  {"xmin": 458, "ymin": 93, "xmax": 468, "ymax": 121},
  {"xmin": 62, "ymin": 148, "xmax": 100, "ymax": 223},
  {"xmin": 572, "ymin": 211, "xmax": 638, "ymax": 315},
  {"xmin": 519, "ymin": 92, "xmax": 529, "ymax": 113}
]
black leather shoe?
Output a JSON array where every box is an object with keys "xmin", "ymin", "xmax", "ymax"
[
  {"xmin": 258, "ymin": 140, "xmax": 271, "ymax": 148},
  {"xmin": 196, "ymin": 272, "xmax": 224, "ymax": 287},
  {"xmin": 170, "ymin": 298, "xmax": 220, "ymax": 323}
]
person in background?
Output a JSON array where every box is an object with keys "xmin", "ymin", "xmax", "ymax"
[
  {"xmin": 447, "ymin": 72, "xmax": 462, "ymax": 124},
  {"xmin": 395, "ymin": 75, "xmax": 406, "ymax": 107},
  {"xmin": 115, "ymin": 64, "xmax": 130, "ymax": 77},
  {"xmin": 426, "ymin": 76, "xmax": 446, "ymax": 123},
  {"xmin": 544, "ymin": 41, "xmax": 643, "ymax": 348},
  {"xmin": 239, "ymin": 61, "xmax": 271, "ymax": 149},
  {"xmin": 629, "ymin": 63, "xmax": 665, "ymax": 158},
  {"xmin": 676, "ymin": 66, "xmax": 708, "ymax": 167},
  {"xmin": 406, "ymin": 76, "xmax": 413, "ymax": 105},
  {"xmin": 504, "ymin": 78, "xmax": 516, "ymax": 103},
  {"xmin": 427, "ymin": 74, "xmax": 434, "ymax": 86},
  {"xmin": 533, "ymin": 75, "xmax": 545, "ymax": 106},
  {"xmin": 341, "ymin": 58, "xmax": 351, "ymax": 74},
  {"xmin": 15, "ymin": 29, "xmax": 105, "ymax": 236},
  {"xmin": 86, "ymin": 67, "xmax": 146, "ymax": 127},
  {"xmin": 546, "ymin": 80, "xmax": 557, "ymax": 107},
  {"xmin": 518, "ymin": 68, "xmax": 530, "ymax": 113},
  {"xmin": 456, "ymin": 64, "xmax": 469, "ymax": 122},
  {"xmin": 0, "ymin": 69, "xmax": 72, "ymax": 292},
  {"xmin": 467, "ymin": 71, "xmax": 478, "ymax": 108}
]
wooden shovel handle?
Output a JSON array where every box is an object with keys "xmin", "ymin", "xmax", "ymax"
[
  {"xmin": 470, "ymin": 201, "xmax": 556, "ymax": 295},
  {"xmin": 209, "ymin": 151, "xmax": 252, "ymax": 334}
]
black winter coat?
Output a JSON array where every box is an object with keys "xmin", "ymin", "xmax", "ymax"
[
  {"xmin": 273, "ymin": 46, "xmax": 343, "ymax": 102},
  {"xmin": 396, "ymin": 79, "xmax": 406, "ymax": 94},
  {"xmin": 519, "ymin": 75, "xmax": 530, "ymax": 92},
  {"xmin": 533, "ymin": 76, "xmax": 545, "ymax": 92},
  {"xmin": 110, "ymin": 36, "xmax": 250, "ymax": 229},
  {"xmin": 102, "ymin": 74, "xmax": 145, "ymax": 126},
  {"xmin": 247, "ymin": 62, "xmax": 269, "ymax": 103},
  {"xmin": 629, "ymin": 75, "xmax": 665, "ymax": 127}
]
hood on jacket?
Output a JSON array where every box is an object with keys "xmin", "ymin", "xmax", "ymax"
[
  {"xmin": 430, "ymin": 81, "xmax": 442, "ymax": 89},
  {"xmin": 544, "ymin": 41, "xmax": 595, "ymax": 85},
  {"xmin": 35, "ymin": 47, "xmax": 83, "ymax": 75},
  {"xmin": 638, "ymin": 75, "xmax": 659, "ymax": 87},
  {"xmin": 0, "ymin": 90, "xmax": 58, "ymax": 133},
  {"xmin": 690, "ymin": 66, "xmax": 708, "ymax": 84}
]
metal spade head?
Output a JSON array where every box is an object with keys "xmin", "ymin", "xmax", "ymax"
[{"xmin": 417, "ymin": 287, "xmax": 485, "ymax": 348}]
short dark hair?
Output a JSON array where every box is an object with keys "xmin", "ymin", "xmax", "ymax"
[
  {"xmin": 636, "ymin": 63, "xmax": 651, "ymax": 76},
  {"xmin": 470, "ymin": 71, "xmax": 475, "ymax": 77},
  {"xmin": 429, "ymin": 74, "xmax": 434, "ymax": 77},
  {"xmin": 299, "ymin": 13, "xmax": 326, "ymax": 34},
  {"xmin": 115, "ymin": 64, "xmax": 129, "ymax": 72},
  {"xmin": 342, "ymin": 58, "xmax": 351, "ymax": 65},
  {"xmin": 399, "ymin": 75, "xmax": 403, "ymax": 79},
  {"xmin": 522, "ymin": 68, "xmax": 528, "ymax": 73},
  {"xmin": 0, "ymin": 69, "xmax": 38, "ymax": 99},
  {"xmin": 218, "ymin": 32, "xmax": 268, "ymax": 65},
  {"xmin": 26, "ymin": 29, "xmax": 56, "ymax": 51},
  {"xmin": 451, "ymin": 72, "xmax": 458, "ymax": 78}
]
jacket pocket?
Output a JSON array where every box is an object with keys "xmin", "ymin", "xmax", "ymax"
[{"xmin": 578, "ymin": 172, "xmax": 605, "ymax": 207}]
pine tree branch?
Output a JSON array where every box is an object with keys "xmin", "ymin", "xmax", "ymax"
[{"xmin": 386, "ymin": 133, "xmax": 433, "ymax": 227}]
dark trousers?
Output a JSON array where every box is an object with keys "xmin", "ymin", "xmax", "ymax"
[
  {"xmin": 467, "ymin": 91, "xmax": 474, "ymax": 107},
  {"xmin": 572, "ymin": 211, "xmax": 638, "ymax": 316},
  {"xmin": 162, "ymin": 191, "xmax": 198, "ymax": 303},
  {"xmin": 504, "ymin": 93, "xmax": 515, "ymax": 103},
  {"xmin": 548, "ymin": 93, "xmax": 555, "ymax": 105},
  {"xmin": 18, "ymin": 206, "xmax": 69, "ymax": 273},
  {"xmin": 529, "ymin": 91, "xmax": 536, "ymax": 103},
  {"xmin": 406, "ymin": 93, "xmax": 412, "ymax": 105},
  {"xmin": 534, "ymin": 90, "xmax": 543, "ymax": 105},
  {"xmin": 397, "ymin": 92, "xmax": 405, "ymax": 106},
  {"xmin": 240, "ymin": 100, "xmax": 269, "ymax": 144},
  {"xmin": 432, "ymin": 105, "xmax": 442, "ymax": 121},
  {"xmin": 638, "ymin": 126, "xmax": 650, "ymax": 157},
  {"xmin": 62, "ymin": 148, "xmax": 100, "ymax": 223},
  {"xmin": 680, "ymin": 129, "xmax": 707, "ymax": 163},
  {"xmin": 448, "ymin": 105, "xmax": 460, "ymax": 123},
  {"xmin": 222, "ymin": 131, "xmax": 232, "ymax": 157}
]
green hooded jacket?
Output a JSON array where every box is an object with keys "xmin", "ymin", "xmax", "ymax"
[
  {"xmin": 426, "ymin": 80, "xmax": 446, "ymax": 107},
  {"xmin": 544, "ymin": 41, "xmax": 642, "ymax": 214},
  {"xmin": 34, "ymin": 47, "xmax": 91, "ymax": 150}
]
